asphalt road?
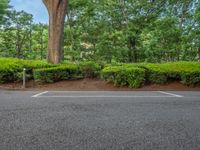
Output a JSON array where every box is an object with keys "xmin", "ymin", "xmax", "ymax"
[{"xmin": 0, "ymin": 90, "xmax": 200, "ymax": 150}]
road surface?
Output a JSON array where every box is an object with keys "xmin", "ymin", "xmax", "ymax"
[{"xmin": 0, "ymin": 90, "xmax": 200, "ymax": 150}]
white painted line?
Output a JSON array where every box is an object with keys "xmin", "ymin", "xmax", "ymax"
[
  {"xmin": 31, "ymin": 91, "xmax": 184, "ymax": 98},
  {"xmin": 32, "ymin": 91, "xmax": 49, "ymax": 98},
  {"xmin": 36, "ymin": 95, "xmax": 176, "ymax": 98},
  {"xmin": 157, "ymin": 91, "xmax": 183, "ymax": 98}
]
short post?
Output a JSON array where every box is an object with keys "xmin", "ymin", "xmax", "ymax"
[{"xmin": 23, "ymin": 68, "xmax": 26, "ymax": 89}]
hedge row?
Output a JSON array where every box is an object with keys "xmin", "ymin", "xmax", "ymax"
[
  {"xmin": 0, "ymin": 58, "xmax": 199, "ymax": 87},
  {"xmin": 33, "ymin": 61, "xmax": 102, "ymax": 83},
  {"xmin": 0, "ymin": 58, "xmax": 52, "ymax": 83},
  {"xmin": 33, "ymin": 65, "xmax": 80, "ymax": 83},
  {"xmin": 102, "ymin": 62, "xmax": 200, "ymax": 86},
  {"xmin": 78, "ymin": 61, "xmax": 102, "ymax": 78},
  {"xmin": 0, "ymin": 58, "xmax": 102, "ymax": 83},
  {"xmin": 101, "ymin": 66, "xmax": 145, "ymax": 88},
  {"xmin": 143, "ymin": 62, "xmax": 200, "ymax": 85}
]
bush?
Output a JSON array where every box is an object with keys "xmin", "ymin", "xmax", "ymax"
[
  {"xmin": 0, "ymin": 62, "xmax": 22, "ymax": 83},
  {"xmin": 180, "ymin": 71, "xmax": 200, "ymax": 85},
  {"xmin": 0, "ymin": 58, "xmax": 54, "ymax": 83},
  {"xmin": 142, "ymin": 62, "xmax": 200, "ymax": 85},
  {"xmin": 33, "ymin": 64, "xmax": 80, "ymax": 83},
  {"xmin": 142, "ymin": 64, "xmax": 169, "ymax": 84},
  {"xmin": 78, "ymin": 61, "xmax": 102, "ymax": 78},
  {"xmin": 0, "ymin": 58, "xmax": 23, "ymax": 83},
  {"xmin": 102, "ymin": 62, "xmax": 200, "ymax": 86},
  {"xmin": 1, "ymin": 58, "xmax": 199, "ymax": 87},
  {"xmin": 102, "ymin": 66, "xmax": 145, "ymax": 88},
  {"xmin": 17, "ymin": 60, "xmax": 55, "ymax": 80}
]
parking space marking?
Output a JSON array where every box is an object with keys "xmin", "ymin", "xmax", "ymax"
[
  {"xmin": 36, "ymin": 95, "xmax": 177, "ymax": 98},
  {"xmin": 157, "ymin": 91, "xmax": 183, "ymax": 98},
  {"xmin": 31, "ymin": 91, "xmax": 184, "ymax": 98},
  {"xmin": 32, "ymin": 91, "xmax": 49, "ymax": 97}
]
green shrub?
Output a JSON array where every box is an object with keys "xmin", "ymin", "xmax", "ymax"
[
  {"xmin": 180, "ymin": 71, "xmax": 200, "ymax": 85},
  {"xmin": 19, "ymin": 60, "xmax": 55, "ymax": 80},
  {"xmin": 78, "ymin": 61, "xmax": 102, "ymax": 78},
  {"xmin": 142, "ymin": 64, "xmax": 169, "ymax": 84},
  {"xmin": 0, "ymin": 58, "xmax": 22, "ymax": 83},
  {"xmin": 102, "ymin": 62, "xmax": 200, "ymax": 86},
  {"xmin": 1, "ymin": 58, "xmax": 199, "ymax": 86},
  {"xmin": 101, "ymin": 66, "xmax": 122, "ymax": 83},
  {"xmin": 33, "ymin": 64, "xmax": 79, "ymax": 83},
  {"xmin": 0, "ymin": 58, "xmax": 55, "ymax": 83},
  {"xmin": 102, "ymin": 66, "xmax": 145, "ymax": 88},
  {"xmin": 142, "ymin": 62, "xmax": 200, "ymax": 85},
  {"xmin": 166, "ymin": 62, "xmax": 200, "ymax": 85}
]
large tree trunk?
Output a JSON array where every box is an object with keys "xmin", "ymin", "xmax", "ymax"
[{"xmin": 43, "ymin": 0, "xmax": 68, "ymax": 64}]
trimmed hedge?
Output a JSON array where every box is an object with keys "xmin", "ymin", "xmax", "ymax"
[
  {"xmin": 0, "ymin": 58, "xmax": 199, "ymax": 87},
  {"xmin": 0, "ymin": 62, "xmax": 21, "ymax": 83},
  {"xmin": 142, "ymin": 62, "xmax": 200, "ymax": 85},
  {"xmin": 33, "ymin": 61, "xmax": 103, "ymax": 83},
  {"xmin": 78, "ymin": 61, "xmax": 102, "ymax": 78},
  {"xmin": 102, "ymin": 66, "xmax": 145, "ymax": 88},
  {"xmin": 33, "ymin": 64, "xmax": 80, "ymax": 83},
  {"xmin": 0, "ymin": 58, "xmax": 54, "ymax": 83},
  {"xmin": 102, "ymin": 61, "xmax": 200, "ymax": 87}
]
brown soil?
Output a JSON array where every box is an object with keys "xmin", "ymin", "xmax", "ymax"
[{"xmin": 0, "ymin": 79, "xmax": 200, "ymax": 91}]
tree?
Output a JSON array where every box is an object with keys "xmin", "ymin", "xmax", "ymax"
[
  {"xmin": 0, "ymin": 0, "xmax": 10, "ymax": 25},
  {"xmin": 1, "ymin": 0, "xmax": 200, "ymax": 63},
  {"xmin": 32, "ymin": 23, "xmax": 48, "ymax": 60},
  {"xmin": 43, "ymin": 0, "xmax": 68, "ymax": 64},
  {"xmin": 8, "ymin": 10, "xmax": 33, "ymax": 58}
]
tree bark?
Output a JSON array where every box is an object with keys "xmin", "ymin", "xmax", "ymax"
[
  {"xmin": 128, "ymin": 37, "xmax": 137, "ymax": 63},
  {"xmin": 43, "ymin": 0, "xmax": 68, "ymax": 64}
]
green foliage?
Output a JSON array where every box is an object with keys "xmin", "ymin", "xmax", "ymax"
[
  {"xmin": 0, "ymin": 10, "xmax": 48, "ymax": 59},
  {"xmin": 102, "ymin": 66, "xmax": 145, "ymax": 88},
  {"xmin": 142, "ymin": 62, "xmax": 200, "ymax": 85},
  {"xmin": 143, "ymin": 64, "xmax": 169, "ymax": 84},
  {"xmin": 102, "ymin": 62, "xmax": 200, "ymax": 87},
  {"xmin": 0, "ymin": 59, "xmax": 200, "ymax": 87},
  {"xmin": 0, "ymin": 59, "xmax": 22, "ymax": 83},
  {"xmin": 0, "ymin": 58, "xmax": 53, "ymax": 83},
  {"xmin": 33, "ymin": 64, "xmax": 79, "ymax": 83},
  {"xmin": 1, "ymin": 0, "xmax": 200, "ymax": 63},
  {"xmin": 0, "ymin": 0, "xmax": 10, "ymax": 25},
  {"xmin": 78, "ymin": 61, "xmax": 102, "ymax": 78}
]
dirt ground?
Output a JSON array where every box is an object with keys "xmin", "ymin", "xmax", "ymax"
[{"xmin": 0, "ymin": 78, "xmax": 200, "ymax": 91}]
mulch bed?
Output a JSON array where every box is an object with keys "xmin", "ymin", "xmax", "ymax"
[{"xmin": 0, "ymin": 78, "xmax": 200, "ymax": 91}]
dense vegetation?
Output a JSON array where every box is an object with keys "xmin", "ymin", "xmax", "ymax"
[
  {"xmin": 0, "ymin": 58, "xmax": 199, "ymax": 87},
  {"xmin": 0, "ymin": 1, "xmax": 200, "ymax": 88},
  {"xmin": 102, "ymin": 62, "xmax": 200, "ymax": 87},
  {"xmin": 0, "ymin": 0, "xmax": 200, "ymax": 63}
]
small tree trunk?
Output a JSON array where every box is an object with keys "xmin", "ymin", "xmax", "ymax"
[
  {"xmin": 43, "ymin": 0, "xmax": 68, "ymax": 64},
  {"xmin": 40, "ymin": 28, "xmax": 44, "ymax": 60},
  {"xmin": 29, "ymin": 20, "xmax": 32, "ymax": 53},
  {"xmin": 16, "ymin": 24, "xmax": 21, "ymax": 58},
  {"xmin": 128, "ymin": 37, "xmax": 137, "ymax": 63}
]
